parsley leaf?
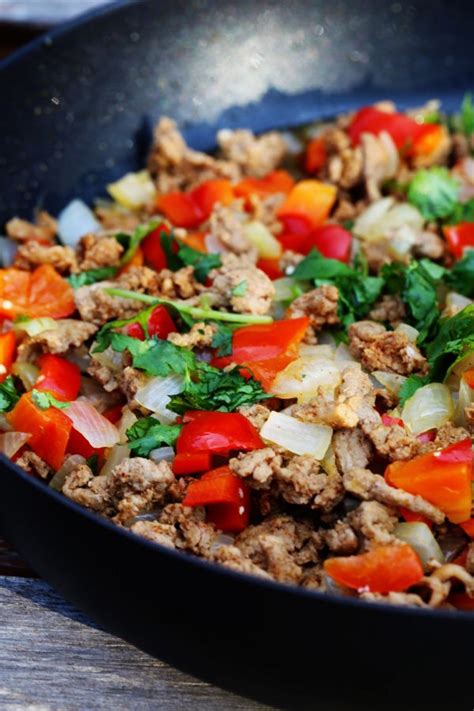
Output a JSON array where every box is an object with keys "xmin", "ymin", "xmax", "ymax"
[
  {"xmin": 177, "ymin": 243, "xmax": 221, "ymax": 283},
  {"xmin": 120, "ymin": 221, "xmax": 158, "ymax": 265},
  {"xmin": 407, "ymin": 167, "xmax": 460, "ymax": 220},
  {"xmin": 160, "ymin": 231, "xmax": 183, "ymax": 271},
  {"xmin": 424, "ymin": 304, "xmax": 474, "ymax": 382},
  {"xmin": 168, "ymin": 363, "xmax": 268, "ymax": 415},
  {"xmin": 68, "ymin": 266, "xmax": 118, "ymax": 289},
  {"xmin": 444, "ymin": 251, "xmax": 474, "ymax": 298},
  {"xmin": 0, "ymin": 376, "xmax": 20, "ymax": 412},
  {"xmin": 398, "ymin": 374, "xmax": 429, "ymax": 407},
  {"xmin": 126, "ymin": 417, "xmax": 181, "ymax": 457},
  {"xmin": 107, "ymin": 333, "xmax": 196, "ymax": 378},
  {"xmin": 31, "ymin": 390, "xmax": 70, "ymax": 410},
  {"xmin": 210, "ymin": 322, "xmax": 234, "ymax": 357},
  {"xmin": 444, "ymin": 198, "xmax": 474, "ymax": 225}
]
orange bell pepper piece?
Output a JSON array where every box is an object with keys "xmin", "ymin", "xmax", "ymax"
[
  {"xmin": 234, "ymin": 170, "xmax": 295, "ymax": 201},
  {"xmin": 0, "ymin": 331, "xmax": 16, "ymax": 383},
  {"xmin": 156, "ymin": 192, "xmax": 204, "ymax": 228},
  {"xmin": 0, "ymin": 265, "xmax": 75, "ymax": 320},
  {"xmin": 324, "ymin": 544, "xmax": 424, "ymax": 593},
  {"xmin": 190, "ymin": 179, "xmax": 235, "ymax": 217},
  {"xmin": 411, "ymin": 124, "xmax": 448, "ymax": 158},
  {"xmin": 8, "ymin": 392, "xmax": 72, "ymax": 470},
  {"xmin": 118, "ymin": 246, "xmax": 144, "ymax": 275},
  {"xmin": 462, "ymin": 369, "xmax": 474, "ymax": 389},
  {"xmin": 277, "ymin": 180, "xmax": 337, "ymax": 231},
  {"xmin": 385, "ymin": 439, "xmax": 473, "ymax": 523},
  {"xmin": 459, "ymin": 518, "xmax": 474, "ymax": 538},
  {"xmin": 177, "ymin": 231, "xmax": 207, "ymax": 253},
  {"xmin": 398, "ymin": 507, "xmax": 433, "ymax": 529},
  {"xmin": 304, "ymin": 137, "xmax": 327, "ymax": 173}
]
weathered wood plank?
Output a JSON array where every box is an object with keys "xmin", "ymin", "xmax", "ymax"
[{"xmin": 0, "ymin": 577, "xmax": 273, "ymax": 711}]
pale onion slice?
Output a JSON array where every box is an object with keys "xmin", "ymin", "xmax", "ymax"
[
  {"xmin": 298, "ymin": 344, "xmax": 335, "ymax": 359},
  {"xmin": 13, "ymin": 317, "xmax": 58, "ymax": 337},
  {"xmin": 66, "ymin": 400, "xmax": 120, "ymax": 448},
  {"xmin": 90, "ymin": 347, "xmax": 123, "ymax": 374},
  {"xmin": 100, "ymin": 444, "xmax": 130, "ymax": 479},
  {"xmin": 0, "ymin": 237, "xmax": 18, "ymax": 267},
  {"xmin": 334, "ymin": 342, "xmax": 357, "ymax": 364},
  {"xmin": 353, "ymin": 197, "xmax": 394, "ymax": 240},
  {"xmin": 273, "ymin": 277, "xmax": 302, "ymax": 302},
  {"xmin": 57, "ymin": 199, "xmax": 100, "ymax": 246},
  {"xmin": 260, "ymin": 411, "xmax": 332, "ymax": 458},
  {"xmin": 395, "ymin": 323, "xmax": 419, "ymax": 343},
  {"xmin": 372, "ymin": 370, "xmax": 407, "ymax": 395},
  {"xmin": 271, "ymin": 357, "xmax": 341, "ymax": 403},
  {"xmin": 378, "ymin": 203, "xmax": 424, "ymax": 235},
  {"xmin": 443, "ymin": 291, "xmax": 472, "ymax": 318},
  {"xmin": 354, "ymin": 198, "xmax": 424, "ymax": 242},
  {"xmin": 387, "ymin": 224, "xmax": 418, "ymax": 260},
  {"xmin": 243, "ymin": 221, "xmax": 282, "ymax": 259},
  {"xmin": 107, "ymin": 170, "xmax": 156, "ymax": 210},
  {"xmin": 117, "ymin": 406, "xmax": 137, "ymax": 443},
  {"xmin": 12, "ymin": 362, "xmax": 40, "ymax": 390},
  {"xmin": 454, "ymin": 378, "xmax": 474, "ymax": 427},
  {"xmin": 135, "ymin": 375, "xmax": 184, "ymax": 421},
  {"xmin": 49, "ymin": 454, "xmax": 85, "ymax": 491},
  {"xmin": 401, "ymin": 383, "xmax": 454, "ymax": 435},
  {"xmin": 149, "ymin": 446, "xmax": 175, "ymax": 463},
  {"xmin": 0, "ymin": 431, "xmax": 30, "ymax": 458},
  {"xmin": 394, "ymin": 522, "xmax": 444, "ymax": 571}
]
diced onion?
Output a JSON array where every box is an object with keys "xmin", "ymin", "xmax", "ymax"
[
  {"xmin": 0, "ymin": 431, "xmax": 30, "ymax": 458},
  {"xmin": 100, "ymin": 444, "xmax": 130, "ymax": 479},
  {"xmin": 260, "ymin": 411, "xmax": 332, "ymax": 458},
  {"xmin": 272, "ymin": 277, "xmax": 305, "ymax": 303},
  {"xmin": 91, "ymin": 347, "xmax": 123, "ymax": 374},
  {"xmin": 334, "ymin": 343, "xmax": 356, "ymax": 363},
  {"xmin": 149, "ymin": 446, "xmax": 175, "ymax": 463},
  {"xmin": 135, "ymin": 375, "xmax": 184, "ymax": 422},
  {"xmin": 12, "ymin": 362, "xmax": 40, "ymax": 390},
  {"xmin": 298, "ymin": 344, "xmax": 334, "ymax": 359},
  {"xmin": 372, "ymin": 370, "xmax": 407, "ymax": 395},
  {"xmin": 49, "ymin": 454, "xmax": 85, "ymax": 491},
  {"xmin": 387, "ymin": 225, "xmax": 418, "ymax": 260},
  {"xmin": 65, "ymin": 399, "xmax": 120, "ymax": 447},
  {"xmin": 0, "ymin": 237, "xmax": 17, "ymax": 267},
  {"xmin": 395, "ymin": 323, "xmax": 419, "ymax": 343},
  {"xmin": 107, "ymin": 170, "xmax": 156, "ymax": 210},
  {"xmin": 243, "ymin": 221, "xmax": 282, "ymax": 259},
  {"xmin": 444, "ymin": 292, "xmax": 472, "ymax": 317},
  {"xmin": 455, "ymin": 378, "xmax": 474, "ymax": 427},
  {"xmin": 13, "ymin": 317, "xmax": 57, "ymax": 337},
  {"xmin": 354, "ymin": 198, "xmax": 424, "ymax": 242},
  {"xmin": 402, "ymin": 382, "xmax": 454, "ymax": 435},
  {"xmin": 57, "ymin": 199, "xmax": 100, "ymax": 246},
  {"xmin": 271, "ymin": 357, "xmax": 341, "ymax": 403},
  {"xmin": 117, "ymin": 406, "xmax": 137, "ymax": 443},
  {"xmin": 353, "ymin": 197, "xmax": 394, "ymax": 240},
  {"xmin": 394, "ymin": 522, "xmax": 444, "ymax": 571}
]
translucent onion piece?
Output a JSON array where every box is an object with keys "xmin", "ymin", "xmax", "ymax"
[
  {"xmin": 353, "ymin": 197, "xmax": 394, "ymax": 240},
  {"xmin": 100, "ymin": 444, "xmax": 130, "ymax": 479},
  {"xmin": 372, "ymin": 370, "xmax": 407, "ymax": 395},
  {"xmin": 0, "ymin": 237, "xmax": 17, "ymax": 267},
  {"xmin": 66, "ymin": 400, "xmax": 120, "ymax": 447},
  {"xmin": 117, "ymin": 406, "xmax": 137, "ymax": 443},
  {"xmin": 12, "ymin": 362, "xmax": 40, "ymax": 390},
  {"xmin": 455, "ymin": 379, "xmax": 474, "ymax": 427},
  {"xmin": 395, "ymin": 323, "xmax": 419, "ymax": 343},
  {"xmin": 210, "ymin": 533, "xmax": 236, "ymax": 554},
  {"xmin": 49, "ymin": 454, "xmax": 85, "ymax": 491},
  {"xmin": 135, "ymin": 375, "xmax": 184, "ymax": 421},
  {"xmin": 334, "ymin": 343, "xmax": 356, "ymax": 364},
  {"xmin": 378, "ymin": 203, "xmax": 424, "ymax": 235},
  {"xmin": 271, "ymin": 357, "xmax": 341, "ymax": 403},
  {"xmin": 204, "ymin": 232, "xmax": 227, "ymax": 254},
  {"xmin": 13, "ymin": 317, "xmax": 57, "ymax": 337},
  {"xmin": 149, "ymin": 446, "xmax": 175, "ymax": 463},
  {"xmin": 450, "ymin": 350, "xmax": 474, "ymax": 384},
  {"xmin": 243, "ymin": 221, "xmax": 282, "ymax": 259},
  {"xmin": 378, "ymin": 130, "xmax": 399, "ymax": 178},
  {"xmin": 107, "ymin": 170, "xmax": 156, "ymax": 210},
  {"xmin": 444, "ymin": 291, "xmax": 472, "ymax": 318},
  {"xmin": 260, "ymin": 411, "xmax": 332, "ymax": 458},
  {"xmin": 394, "ymin": 522, "xmax": 444, "ymax": 571},
  {"xmin": 387, "ymin": 224, "xmax": 418, "ymax": 260},
  {"xmin": 298, "ymin": 344, "xmax": 335, "ymax": 359},
  {"xmin": 272, "ymin": 278, "xmax": 303, "ymax": 302},
  {"xmin": 354, "ymin": 198, "xmax": 424, "ymax": 242},
  {"xmin": 401, "ymin": 383, "xmax": 454, "ymax": 435},
  {"xmin": 57, "ymin": 199, "xmax": 100, "ymax": 246},
  {"xmin": 0, "ymin": 431, "xmax": 30, "ymax": 458},
  {"xmin": 90, "ymin": 346, "xmax": 123, "ymax": 374}
]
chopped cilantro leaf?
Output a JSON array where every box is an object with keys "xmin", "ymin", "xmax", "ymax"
[
  {"xmin": 120, "ymin": 221, "xmax": 158, "ymax": 265},
  {"xmin": 106, "ymin": 332, "xmax": 196, "ymax": 378},
  {"xmin": 160, "ymin": 231, "xmax": 183, "ymax": 271},
  {"xmin": 210, "ymin": 322, "xmax": 234, "ymax": 357},
  {"xmin": 398, "ymin": 374, "xmax": 428, "ymax": 407},
  {"xmin": 126, "ymin": 417, "xmax": 181, "ymax": 457},
  {"xmin": 407, "ymin": 167, "xmax": 460, "ymax": 220},
  {"xmin": 444, "ymin": 198, "xmax": 474, "ymax": 225},
  {"xmin": 68, "ymin": 266, "xmax": 118, "ymax": 289},
  {"xmin": 445, "ymin": 251, "xmax": 474, "ymax": 298},
  {"xmin": 177, "ymin": 243, "xmax": 221, "ymax": 283},
  {"xmin": 0, "ymin": 376, "xmax": 20, "ymax": 412},
  {"xmin": 31, "ymin": 390, "xmax": 70, "ymax": 410}
]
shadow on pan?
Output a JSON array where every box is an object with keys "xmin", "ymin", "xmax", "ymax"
[{"xmin": 1, "ymin": 0, "xmax": 474, "ymax": 708}]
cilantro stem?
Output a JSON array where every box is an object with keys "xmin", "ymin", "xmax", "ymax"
[{"xmin": 104, "ymin": 288, "xmax": 273, "ymax": 325}]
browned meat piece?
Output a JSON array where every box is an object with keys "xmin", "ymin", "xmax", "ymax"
[
  {"xmin": 155, "ymin": 266, "xmax": 203, "ymax": 300},
  {"xmin": 247, "ymin": 193, "xmax": 285, "ymax": 235},
  {"xmin": 360, "ymin": 591, "xmax": 427, "ymax": 607},
  {"xmin": 418, "ymin": 563, "xmax": 474, "ymax": 607},
  {"xmin": 87, "ymin": 358, "xmax": 119, "ymax": 393},
  {"xmin": 95, "ymin": 205, "xmax": 141, "ymax": 231},
  {"xmin": 368, "ymin": 423, "xmax": 420, "ymax": 461},
  {"xmin": 333, "ymin": 428, "xmax": 372, "ymax": 474},
  {"xmin": 323, "ymin": 128, "xmax": 363, "ymax": 190},
  {"xmin": 77, "ymin": 233, "xmax": 124, "ymax": 271},
  {"xmin": 130, "ymin": 519, "xmax": 177, "ymax": 548},
  {"xmin": 229, "ymin": 447, "xmax": 281, "ymax": 489},
  {"xmin": 168, "ymin": 322, "xmax": 216, "ymax": 349},
  {"xmin": 74, "ymin": 281, "xmax": 144, "ymax": 325},
  {"xmin": 210, "ymin": 263, "xmax": 274, "ymax": 315},
  {"xmin": 465, "ymin": 405, "xmax": 474, "ymax": 433},
  {"xmin": 108, "ymin": 458, "xmax": 175, "ymax": 524},
  {"xmin": 360, "ymin": 131, "xmax": 399, "ymax": 200},
  {"xmin": 207, "ymin": 202, "xmax": 257, "ymax": 259},
  {"xmin": 322, "ymin": 520, "xmax": 359, "ymax": 555},
  {"xmin": 237, "ymin": 403, "xmax": 271, "ymax": 431},
  {"xmin": 348, "ymin": 320, "xmax": 427, "ymax": 375},
  {"xmin": 362, "ymin": 240, "xmax": 393, "ymax": 272},
  {"xmin": 418, "ymin": 422, "xmax": 471, "ymax": 454},
  {"xmin": 14, "ymin": 242, "xmax": 77, "ymax": 273},
  {"xmin": 16, "ymin": 451, "xmax": 51, "ymax": 480},
  {"xmin": 369, "ymin": 295, "xmax": 406, "ymax": 326},
  {"xmin": 347, "ymin": 501, "xmax": 398, "ymax": 547},
  {"xmin": 17, "ymin": 319, "xmax": 97, "ymax": 362},
  {"xmin": 6, "ymin": 211, "xmax": 57, "ymax": 242},
  {"xmin": 159, "ymin": 503, "xmax": 217, "ymax": 557},
  {"xmin": 148, "ymin": 117, "xmax": 240, "ymax": 193},
  {"xmin": 286, "ymin": 285, "xmax": 339, "ymax": 340},
  {"xmin": 217, "ymin": 128, "xmax": 287, "ymax": 177},
  {"xmin": 412, "ymin": 229, "xmax": 445, "ymax": 260},
  {"xmin": 279, "ymin": 249, "xmax": 304, "ymax": 274},
  {"xmin": 212, "ymin": 545, "xmax": 272, "ymax": 578},
  {"xmin": 116, "ymin": 266, "xmax": 161, "ymax": 294},
  {"xmin": 117, "ymin": 366, "xmax": 148, "ymax": 402},
  {"xmin": 62, "ymin": 465, "xmax": 113, "ymax": 514},
  {"xmin": 343, "ymin": 467, "xmax": 445, "ymax": 524}
]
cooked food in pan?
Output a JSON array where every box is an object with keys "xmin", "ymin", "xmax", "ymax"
[{"xmin": 2, "ymin": 98, "xmax": 474, "ymax": 609}]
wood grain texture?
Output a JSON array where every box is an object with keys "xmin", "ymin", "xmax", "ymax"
[{"xmin": 0, "ymin": 576, "xmax": 273, "ymax": 711}]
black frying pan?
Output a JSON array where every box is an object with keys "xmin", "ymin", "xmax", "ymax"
[{"xmin": 1, "ymin": 2, "xmax": 474, "ymax": 708}]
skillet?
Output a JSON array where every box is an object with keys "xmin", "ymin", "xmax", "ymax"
[{"xmin": 1, "ymin": 0, "xmax": 474, "ymax": 707}]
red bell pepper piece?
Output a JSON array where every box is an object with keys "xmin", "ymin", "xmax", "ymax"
[
  {"xmin": 8, "ymin": 392, "xmax": 72, "ymax": 470},
  {"xmin": 443, "ymin": 222, "xmax": 474, "ymax": 259},
  {"xmin": 306, "ymin": 224, "xmax": 352, "ymax": 262},
  {"xmin": 324, "ymin": 544, "xmax": 424, "ymax": 593},
  {"xmin": 35, "ymin": 354, "xmax": 81, "ymax": 402},
  {"xmin": 172, "ymin": 451, "xmax": 213, "ymax": 476},
  {"xmin": 381, "ymin": 413, "xmax": 405, "ymax": 428},
  {"xmin": 103, "ymin": 404, "xmax": 124, "ymax": 424},
  {"xmin": 190, "ymin": 179, "xmax": 234, "ymax": 217},
  {"xmin": 0, "ymin": 331, "xmax": 16, "ymax": 383},
  {"xmin": 183, "ymin": 465, "xmax": 251, "ymax": 532},
  {"xmin": 126, "ymin": 305, "xmax": 177, "ymax": 341},
  {"xmin": 176, "ymin": 412, "xmax": 264, "ymax": 457},
  {"xmin": 0, "ymin": 265, "xmax": 75, "ymax": 320},
  {"xmin": 459, "ymin": 518, "xmax": 474, "ymax": 538},
  {"xmin": 234, "ymin": 170, "xmax": 295, "ymax": 202},
  {"xmin": 142, "ymin": 225, "xmax": 169, "ymax": 271},
  {"xmin": 398, "ymin": 507, "xmax": 433, "ymax": 529},
  {"xmin": 256, "ymin": 257, "xmax": 284, "ymax": 281},
  {"xmin": 156, "ymin": 192, "xmax": 204, "ymax": 229},
  {"xmin": 385, "ymin": 439, "xmax": 473, "ymax": 523},
  {"xmin": 349, "ymin": 106, "xmax": 434, "ymax": 153},
  {"xmin": 277, "ymin": 180, "xmax": 337, "ymax": 232},
  {"xmin": 304, "ymin": 137, "xmax": 327, "ymax": 173},
  {"xmin": 66, "ymin": 428, "xmax": 103, "ymax": 459}
]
